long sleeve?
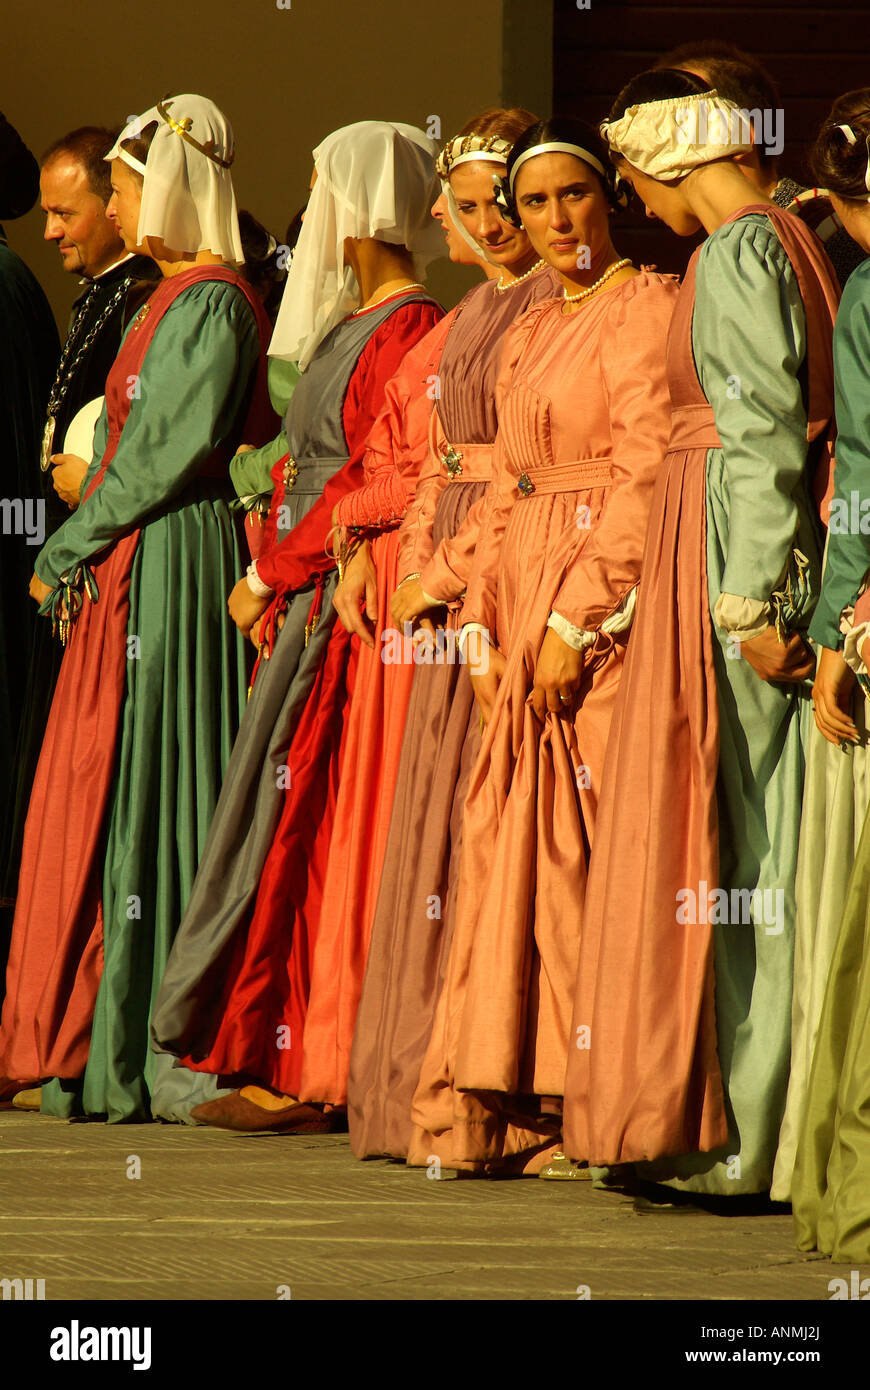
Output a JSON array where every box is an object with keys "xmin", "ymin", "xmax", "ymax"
[
  {"xmin": 693, "ymin": 217, "xmax": 809, "ymax": 603},
  {"xmin": 255, "ymin": 299, "xmax": 442, "ymax": 596},
  {"xmin": 396, "ymin": 406, "xmax": 454, "ymax": 584},
  {"xmin": 335, "ymin": 309, "xmax": 452, "ymax": 533},
  {"xmin": 229, "ymin": 357, "xmax": 301, "ymax": 501},
  {"xmin": 419, "ymin": 491, "xmax": 490, "ymax": 603},
  {"xmin": 35, "ymin": 281, "xmax": 260, "ymax": 587},
  {"xmin": 810, "ymin": 261, "xmax": 870, "ymax": 648},
  {"xmin": 458, "ymin": 316, "xmax": 532, "ymax": 635},
  {"xmin": 550, "ymin": 277, "xmax": 679, "ymax": 630}
]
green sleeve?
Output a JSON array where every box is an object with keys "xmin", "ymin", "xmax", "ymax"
[
  {"xmin": 35, "ymin": 280, "xmax": 260, "ymax": 586},
  {"xmin": 693, "ymin": 215, "xmax": 809, "ymax": 601},
  {"xmin": 810, "ymin": 261, "xmax": 870, "ymax": 647},
  {"xmin": 228, "ymin": 356, "xmax": 300, "ymax": 501}
]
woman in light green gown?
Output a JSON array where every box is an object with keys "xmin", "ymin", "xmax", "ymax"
[{"xmin": 791, "ymin": 93, "xmax": 870, "ymax": 1261}]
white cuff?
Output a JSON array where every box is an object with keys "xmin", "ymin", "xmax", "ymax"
[
  {"xmin": 714, "ymin": 592, "xmax": 771, "ymax": 642},
  {"xmin": 246, "ymin": 561, "xmax": 274, "ymax": 599},
  {"xmin": 548, "ymin": 588, "xmax": 639, "ymax": 651},
  {"xmin": 843, "ymin": 620, "xmax": 870, "ymax": 676},
  {"xmin": 458, "ymin": 622, "xmax": 489, "ymax": 656},
  {"xmin": 548, "ymin": 611, "xmax": 594, "ymax": 651}
]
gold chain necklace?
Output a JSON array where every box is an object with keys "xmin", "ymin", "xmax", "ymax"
[{"xmin": 562, "ymin": 257, "xmax": 633, "ymax": 305}]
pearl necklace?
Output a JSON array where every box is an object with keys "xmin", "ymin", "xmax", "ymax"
[
  {"xmin": 562, "ymin": 257, "xmax": 632, "ymax": 305},
  {"xmin": 352, "ymin": 282, "xmax": 426, "ymax": 315},
  {"xmin": 494, "ymin": 258, "xmax": 544, "ymax": 293}
]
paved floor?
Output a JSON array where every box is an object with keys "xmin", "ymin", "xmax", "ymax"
[{"xmin": 0, "ymin": 1109, "xmax": 863, "ymax": 1301}]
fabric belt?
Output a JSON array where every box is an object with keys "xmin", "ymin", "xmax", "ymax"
[
  {"xmin": 516, "ymin": 456, "xmax": 612, "ymax": 497},
  {"xmin": 666, "ymin": 403, "xmax": 721, "ymax": 454},
  {"xmin": 285, "ymin": 454, "xmax": 347, "ymax": 497},
  {"xmin": 441, "ymin": 440, "xmax": 493, "ymax": 482}
]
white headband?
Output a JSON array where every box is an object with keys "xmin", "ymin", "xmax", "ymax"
[
  {"xmin": 600, "ymin": 91, "xmax": 754, "ymax": 181},
  {"xmin": 508, "ymin": 140, "xmax": 606, "ymax": 192},
  {"xmin": 835, "ymin": 123, "xmax": 870, "ymax": 197}
]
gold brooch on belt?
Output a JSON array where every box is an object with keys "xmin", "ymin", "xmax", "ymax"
[
  {"xmin": 517, "ymin": 472, "xmax": 535, "ymax": 496},
  {"xmin": 443, "ymin": 443, "xmax": 463, "ymax": 478}
]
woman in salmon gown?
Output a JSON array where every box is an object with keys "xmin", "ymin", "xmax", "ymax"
[
  {"xmin": 407, "ymin": 117, "xmax": 679, "ymax": 1174},
  {"xmin": 561, "ymin": 69, "xmax": 839, "ymax": 1195},
  {"xmin": 150, "ymin": 121, "xmax": 443, "ymax": 1128},
  {"xmin": 339, "ymin": 109, "xmax": 562, "ymax": 1160},
  {"xmin": 790, "ymin": 95, "xmax": 870, "ymax": 1261}
]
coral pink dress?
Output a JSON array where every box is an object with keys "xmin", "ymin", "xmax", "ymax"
[{"xmin": 408, "ymin": 272, "xmax": 679, "ymax": 1171}]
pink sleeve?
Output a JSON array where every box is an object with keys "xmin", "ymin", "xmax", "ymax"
[
  {"xmin": 396, "ymin": 407, "xmax": 452, "ymax": 583},
  {"xmin": 335, "ymin": 309, "xmax": 453, "ymax": 533},
  {"xmin": 420, "ymin": 491, "xmax": 489, "ymax": 604},
  {"xmin": 457, "ymin": 317, "xmax": 531, "ymax": 636},
  {"xmin": 552, "ymin": 279, "xmax": 678, "ymax": 629}
]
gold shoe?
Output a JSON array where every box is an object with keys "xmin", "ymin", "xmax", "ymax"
[
  {"xmin": 11, "ymin": 1087, "xmax": 42, "ymax": 1111},
  {"xmin": 538, "ymin": 1150, "xmax": 592, "ymax": 1180}
]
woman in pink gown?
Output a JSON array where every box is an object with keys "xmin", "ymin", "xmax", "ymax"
[
  {"xmin": 407, "ymin": 118, "xmax": 679, "ymax": 1174},
  {"xmin": 333, "ymin": 110, "xmax": 559, "ymax": 1160}
]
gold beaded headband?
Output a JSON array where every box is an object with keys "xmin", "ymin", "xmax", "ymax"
[
  {"xmin": 436, "ymin": 133, "xmax": 512, "ymax": 178},
  {"xmin": 156, "ymin": 97, "xmax": 235, "ymax": 168}
]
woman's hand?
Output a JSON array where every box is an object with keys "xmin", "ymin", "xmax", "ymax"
[
  {"xmin": 333, "ymin": 540, "xmax": 377, "ymax": 647},
  {"xmin": 29, "ymin": 573, "xmax": 52, "ymax": 606},
  {"xmin": 530, "ymin": 626, "xmax": 584, "ymax": 719},
  {"xmin": 50, "ymin": 453, "xmax": 89, "ymax": 510},
  {"xmin": 467, "ymin": 628, "xmax": 506, "ymax": 725},
  {"xmin": 739, "ymin": 626, "xmax": 816, "ymax": 684},
  {"xmin": 812, "ymin": 645, "xmax": 859, "ymax": 746},
  {"xmin": 228, "ymin": 576, "xmax": 269, "ymax": 638},
  {"xmin": 391, "ymin": 576, "xmax": 435, "ymax": 628}
]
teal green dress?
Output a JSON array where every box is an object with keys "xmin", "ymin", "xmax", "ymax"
[
  {"xmin": 36, "ymin": 280, "xmax": 261, "ymax": 1122},
  {"xmin": 792, "ymin": 260, "xmax": 870, "ymax": 1259},
  {"xmin": 229, "ymin": 356, "xmax": 300, "ymax": 503},
  {"xmin": 640, "ymin": 215, "xmax": 821, "ymax": 1195}
]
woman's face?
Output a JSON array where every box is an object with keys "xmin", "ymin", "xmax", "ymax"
[
  {"xmin": 615, "ymin": 157, "xmax": 702, "ymax": 237},
  {"xmin": 448, "ymin": 160, "xmax": 533, "ymax": 270},
  {"xmin": 431, "ymin": 186, "xmax": 479, "ymax": 265},
  {"xmin": 830, "ymin": 192, "xmax": 870, "ymax": 254},
  {"xmin": 513, "ymin": 152, "xmax": 611, "ymax": 274},
  {"xmin": 106, "ymin": 158, "xmax": 145, "ymax": 254}
]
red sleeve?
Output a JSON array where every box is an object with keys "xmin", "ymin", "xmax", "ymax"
[
  {"xmin": 256, "ymin": 299, "xmax": 442, "ymax": 595},
  {"xmin": 334, "ymin": 309, "xmax": 454, "ymax": 532}
]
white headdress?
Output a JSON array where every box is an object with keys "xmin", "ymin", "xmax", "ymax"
[
  {"xmin": 269, "ymin": 121, "xmax": 443, "ymax": 369},
  {"xmin": 600, "ymin": 91, "xmax": 754, "ymax": 182},
  {"xmin": 106, "ymin": 94, "xmax": 242, "ymax": 263}
]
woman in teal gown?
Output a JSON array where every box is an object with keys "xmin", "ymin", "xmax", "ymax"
[{"xmin": 0, "ymin": 95, "xmax": 276, "ymax": 1122}]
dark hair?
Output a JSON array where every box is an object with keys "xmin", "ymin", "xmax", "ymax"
[
  {"xmin": 506, "ymin": 115, "xmax": 617, "ymax": 207},
  {"xmin": 656, "ymin": 43, "xmax": 782, "ymax": 171},
  {"xmin": 811, "ymin": 89, "xmax": 870, "ymax": 203},
  {"xmin": 41, "ymin": 125, "xmax": 118, "ymax": 203},
  {"xmin": 238, "ymin": 209, "xmax": 287, "ymax": 323},
  {"xmin": 606, "ymin": 68, "xmax": 712, "ymax": 127},
  {"xmin": 455, "ymin": 106, "xmax": 538, "ymax": 147}
]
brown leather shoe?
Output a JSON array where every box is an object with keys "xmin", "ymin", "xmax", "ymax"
[{"xmin": 190, "ymin": 1090, "xmax": 334, "ymax": 1133}]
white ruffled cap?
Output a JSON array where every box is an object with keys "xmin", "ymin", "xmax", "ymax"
[
  {"xmin": 106, "ymin": 94, "xmax": 243, "ymax": 263},
  {"xmin": 268, "ymin": 120, "xmax": 443, "ymax": 369},
  {"xmin": 601, "ymin": 91, "xmax": 754, "ymax": 182}
]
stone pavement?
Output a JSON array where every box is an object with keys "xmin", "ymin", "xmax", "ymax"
[{"xmin": 0, "ymin": 1109, "xmax": 863, "ymax": 1301}]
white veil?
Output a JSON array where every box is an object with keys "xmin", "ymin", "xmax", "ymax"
[
  {"xmin": 269, "ymin": 120, "xmax": 443, "ymax": 370},
  {"xmin": 106, "ymin": 93, "xmax": 243, "ymax": 263}
]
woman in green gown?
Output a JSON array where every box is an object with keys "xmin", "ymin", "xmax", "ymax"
[
  {"xmin": 0, "ymin": 94, "xmax": 275, "ymax": 1122},
  {"xmin": 791, "ymin": 92, "xmax": 870, "ymax": 1261}
]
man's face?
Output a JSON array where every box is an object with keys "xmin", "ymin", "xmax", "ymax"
[{"xmin": 40, "ymin": 155, "xmax": 124, "ymax": 277}]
